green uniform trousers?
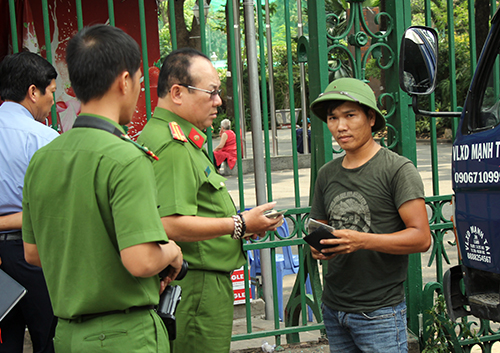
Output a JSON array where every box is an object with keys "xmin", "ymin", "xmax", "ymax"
[
  {"xmin": 54, "ymin": 309, "xmax": 169, "ymax": 352},
  {"xmin": 170, "ymin": 270, "xmax": 234, "ymax": 353}
]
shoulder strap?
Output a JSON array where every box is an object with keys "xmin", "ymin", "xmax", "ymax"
[
  {"xmin": 73, "ymin": 115, "xmax": 122, "ymax": 137},
  {"xmin": 72, "ymin": 115, "xmax": 158, "ymax": 160},
  {"xmin": 169, "ymin": 121, "xmax": 188, "ymax": 142}
]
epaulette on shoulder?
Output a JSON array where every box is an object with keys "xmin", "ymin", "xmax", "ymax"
[
  {"xmin": 120, "ymin": 135, "xmax": 159, "ymax": 161},
  {"xmin": 169, "ymin": 122, "xmax": 188, "ymax": 142}
]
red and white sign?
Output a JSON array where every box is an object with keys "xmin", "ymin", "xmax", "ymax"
[
  {"xmin": 0, "ymin": 0, "xmax": 160, "ymax": 139},
  {"xmin": 232, "ymin": 266, "xmax": 251, "ymax": 305}
]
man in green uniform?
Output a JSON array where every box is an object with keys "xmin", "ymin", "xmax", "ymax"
[
  {"xmin": 137, "ymin": 48, "xmax": 282, "ymax": 353},
  {"xmin": 22, "ymin": 25, "xmax": 183, "ymax": 353}
]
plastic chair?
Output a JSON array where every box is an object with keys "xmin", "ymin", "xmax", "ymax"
[
  {"xmin": 248, "ymin": 221, "xmax": 313, "ymax": 321},
  {"xmin": 275, "ymin": 221, "xmax": 299, "ymax": 275},
  {"xmin": 275, "ymin": 221, "xmax": 313, "ymax": 321}
]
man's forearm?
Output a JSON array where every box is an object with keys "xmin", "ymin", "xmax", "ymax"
[
  {"xmin": 361, "ymin": 227, "xmax": 431, "ymax": 255},
  {"xmin": 121, "ymin": 241, "xmax": 183, "ymax": 278},
  {"xmin": 161, "ymin": 203, "xmax": 282, "ymax": 242},
  {"xmin": 161, "ymin": 215, "xmax": 234, "ymax": 242},
  {"xmin": 0, "ymin": 212, "xmax": 22, "ymax": 231},
  {"xmin": 24, "ymin": 242, "xmax": 42, "ymax": 267},
  {"xmin": 320, "ymin": 198, "xmax": 431, "ymax": 256}
]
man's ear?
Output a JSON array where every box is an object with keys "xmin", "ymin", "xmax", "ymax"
[
  {"xmin": 117, "ymin": 71, "xmax": 130, "ymax": 95},
  {"xmin": 367, "ymin": 109, "xmax": 376, "ymax": 128},
  {"xmin": 26, "ymin": 84, "xmax": 38, "ymax": 103},
  {"xmin": 170, "ymin": 84, "xmax": 183, "ymax": 105}
]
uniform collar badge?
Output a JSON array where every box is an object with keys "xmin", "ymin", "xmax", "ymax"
[{"xmin": 188, "ymin": 128, "xmax": 205, "ymax": 149}]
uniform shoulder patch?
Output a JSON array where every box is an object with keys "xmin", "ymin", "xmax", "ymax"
[
  {"xmin": 169, "ymin": 122, "xmax": 188, "ymax": 142},
  {"xmin": 120, "ymin": 135, "xmax": 159, "ymax": 160}
]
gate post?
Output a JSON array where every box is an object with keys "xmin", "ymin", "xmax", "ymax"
[
  {"xmin": 384, "ymin": 0, "xmax": 424, "ymax": 338},
  {"xmin": 384, "ymin": 0, "xmax": 416, "ymax": 162},
  {"xmin": 305, "ymin": 0, "xmax": 333, "ymax": 191},
  {"xmin": 281, "ymin": 0, "xmax": 331, "ymax": 344}
]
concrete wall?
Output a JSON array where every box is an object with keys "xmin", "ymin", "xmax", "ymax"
[{"xmin": 220, "ymin": 154, "xmax": 311, "ymax": 176}]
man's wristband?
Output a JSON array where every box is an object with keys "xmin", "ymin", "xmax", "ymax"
[
  {"xmin": 232, "ymin": 215, "xmax": 243, "ymax": 239},
  {"xmin": 238, "ymin": 214, "xmax": 247, "ymax": 235}
]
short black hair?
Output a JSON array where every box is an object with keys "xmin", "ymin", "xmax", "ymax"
[
  {"xmin": 157, "ymin": 48, "xmax": 210, "ymax": 98},
  {"xmin": 0, "ymin": 51, "xmax": 57, "ymax": 103},
  {"xmin": 66, "ymin": 24, "xmax": 141, "ymax": 104}
]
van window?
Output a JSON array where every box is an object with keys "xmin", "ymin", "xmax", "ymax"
[{"xmin": 477, "ymin": 57, "xmax": 500, "ymax": 130}]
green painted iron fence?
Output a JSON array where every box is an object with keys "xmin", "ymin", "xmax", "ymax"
[{"xmin": 4, "ymin": 0, "xmax": 500, "ymax": 351}]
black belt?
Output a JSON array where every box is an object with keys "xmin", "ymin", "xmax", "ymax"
[
  {"xmin": 190, "ymin": 269, "xmax": 232, "ymax": 276},
  {"xmin": 64, "ymin": 305, "xmax": 155, "ymax": 323},
  {"xmin": 0, "ymin": 231, "xmax": 22, "ymax": 241}
]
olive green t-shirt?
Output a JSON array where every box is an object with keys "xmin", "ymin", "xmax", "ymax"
[
  {"xmin": 310, "ymin": 147, "xmax": 425, "ymax": 312},
  {"xmin": 137, "ymin": 107, "xmax": 245, "ymax": 272},
  {"xmin": 22, "ymin": 115, "xmax": 168, "ymax": 319}
]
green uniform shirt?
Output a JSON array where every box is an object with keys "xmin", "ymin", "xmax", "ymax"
[
  {"xmin": 137, "ymin": 107, "xmax": 245, "ymax": 272},
  {"xmin": 22, "ymin": 115, "xmax": 168, "ymax": 319}
]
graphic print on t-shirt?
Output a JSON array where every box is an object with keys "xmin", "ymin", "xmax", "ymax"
[{"xmin": 328, "ymin": 191, "xmax": 371, "ymax": 232}]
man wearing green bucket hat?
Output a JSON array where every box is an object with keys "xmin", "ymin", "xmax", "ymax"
[{"xmin": 308, "ymin": 78, "xmax": 431, "ymax": 352}]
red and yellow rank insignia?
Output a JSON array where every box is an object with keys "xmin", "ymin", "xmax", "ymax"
[
  {"xmin": 188, "ymin": 128, "xmax": 205, "ymax": 149},
  {"xmin": 169, "ymin": 122, "xmax": 188, "ymax": 142}
]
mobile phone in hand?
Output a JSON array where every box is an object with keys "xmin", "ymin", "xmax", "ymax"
[{"xmin": 264, "ymin": 209, "xmax": 287, "ymax": 219}]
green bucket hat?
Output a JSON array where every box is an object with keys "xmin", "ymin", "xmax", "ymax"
[{"xmin": 310, "ymin": 78, "xmax": 386, "ymax": 132}]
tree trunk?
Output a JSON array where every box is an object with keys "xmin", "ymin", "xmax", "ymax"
[
  {"xmin": 475, "ymin": 0, "xmax": 490, "ymax": 61},
  {"xmin": 170, "ymin": 0, "xmax": 201, "ymax": 50},
  {"xmin": 159, "ymin": 1, "xmax": 168, "ymax": 25},
  {"xmin": 225, "ymin": 1, "xmax": 234, "ymax": 119}
]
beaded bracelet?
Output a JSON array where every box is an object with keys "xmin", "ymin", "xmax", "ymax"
[{"xmin": 232, "ymin": 215, "xmax": 243, "ymax": 239}]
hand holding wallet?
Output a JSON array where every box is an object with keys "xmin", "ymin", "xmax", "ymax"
[{"xmin": 303, "ymin": 219, "xmax": 338, "ymax": 251}]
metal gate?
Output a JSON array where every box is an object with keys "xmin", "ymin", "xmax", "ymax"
[{"xmin": 3, "ymin": 0, "xmax": 499, "ymax": 350}]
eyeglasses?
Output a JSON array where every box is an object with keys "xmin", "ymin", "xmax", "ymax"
[{"xmin": 178, "ymin": 83, "xmax": 222, "ymax": 98}]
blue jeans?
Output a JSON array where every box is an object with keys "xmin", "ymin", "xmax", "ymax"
[{"xmin": 322, "ymin": 301, "xmax": 408, "ymax": 353}]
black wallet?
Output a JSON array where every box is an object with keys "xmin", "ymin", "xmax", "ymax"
[{"xmin": 303, "ymin": 225, "xmax": 338, "ymax": 251}]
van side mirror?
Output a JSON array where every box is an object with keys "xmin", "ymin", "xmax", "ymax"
[{"xmin": 399, "ymin": 26, "xmax": 438, "ymax": 95}]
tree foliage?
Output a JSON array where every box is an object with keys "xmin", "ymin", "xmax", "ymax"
[
  {"xmin": 159, "ymin": 0, "xmax": 488, "ymax": 136},
  {"xmin": 421, "ymin": 295, "xmax": 481, "ymax": 352},
  {"xmin": 158, "ymin": 0, "xmax": 310, "ymax": 126},
  {"xmin": 409, "ymin": 0, "xmax": 491, "ymax": 136}
]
